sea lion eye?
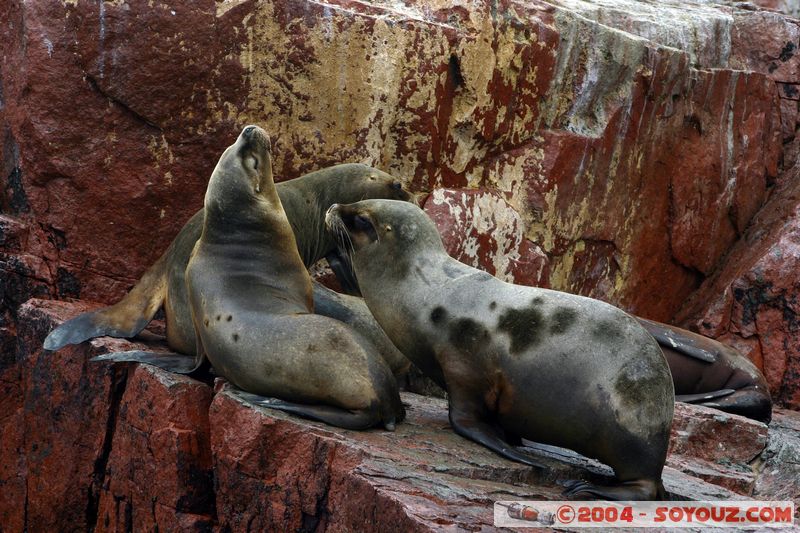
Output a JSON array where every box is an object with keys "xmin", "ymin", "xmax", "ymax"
[
  {"xmin": 354, "ymin": 215, "xmax": 372, "ymax": 231},
  {"xmin": 390, "ymin": 181, "xmax": 402, "ymax": 190},
  {"xmin": 251, "ymin": 157, "xmax": 259, "ymax": 170}
]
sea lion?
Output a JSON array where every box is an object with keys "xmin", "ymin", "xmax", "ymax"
[
  {"xmin": 180, "ymin": 125, "xmax": 403, "ymax": 429},
  {"xmin": 326, "ymin": 199, "xmax": 674, "ymax": 500},
  {"xmin": 639, "ymin": 318, "xmax": 772, "ymax": 423},
  {"xmin": 43, "ymin": 163, "xmax": 413, "ymax": 360},
  {"xmin": 312, "ymin": 283, "xmax": 411, "ymax": 378}
]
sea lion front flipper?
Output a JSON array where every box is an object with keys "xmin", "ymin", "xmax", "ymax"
[
  {"xmin": 90, "ymin": 350, "xmax": 199, "ymax": 374},
  {"xmin": 233, "ymin": 391, "xmax": 384, "ymax": 430},
  {"xmin": 44, "ymin": 251, "xmax": 169, "ymax": 351},
  {"xmin": 448, "ymin": 403, "xmax": 545, "ymax": 469},
  {"xmin": 325, "ymin": 249, "xmax": 361, "ymax": 296},
  {"xmin": 637, "ymin": 318, "xmax": 717, "ymax": 363},
  {"xmin": 675, "ymin": 389, "xmax": 736, "ymax": 404}
]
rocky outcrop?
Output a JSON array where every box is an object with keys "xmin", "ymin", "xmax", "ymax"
[
  {"xmin": 4, "ymin": 299, "xmax": 798, "ymax": 531},
  {"xmin": 752, "ymin": 1, "xmax": 800, "ymax": 23},
  {"xmin": 1, "ymin": 0, "xmax": 798, "ymax": 406}
]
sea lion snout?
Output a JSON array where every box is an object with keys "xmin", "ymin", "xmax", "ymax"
[{"xmin": 239, "ymin": 125, "xmax": 271, "ymax": 155}]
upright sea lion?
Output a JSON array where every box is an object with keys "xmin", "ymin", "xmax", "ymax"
[
  {"xmin": 43, "ymin": 163, "xmax": 413, "ymax": 359},
  {"xmin": 639, "ymin": 318, "xmax": 772, "ymax": 423},
  {"xmin": 181, "ymin": 125, "xmax": 403, "ymax": 429},
  {"xmin": 327, "ymin": 200, "xmax": 674, "ymax": 500}
]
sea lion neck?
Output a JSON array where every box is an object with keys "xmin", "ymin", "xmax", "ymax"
[{"xmin": 201, "ymin": 145, "xmax": 286, "ymax": 246}]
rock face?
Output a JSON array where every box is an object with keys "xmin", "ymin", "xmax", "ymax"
[
  {"xmin": 2, "ymin": 0, "xmax": 799, "ymax": 407},
  {"xmin": 4, "ymin": 299, "xmax": 799, "ymax": 532}
]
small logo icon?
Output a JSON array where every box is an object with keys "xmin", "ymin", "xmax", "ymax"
[
  {"xmin": 496, "ymin": 502, "xmax": 556, "ymax": 525},
  {"xmin": 557, "ymin": 504, "xmax": 576, "ymax": 524}
]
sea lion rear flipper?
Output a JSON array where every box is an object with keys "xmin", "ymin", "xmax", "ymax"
[
  {"xmin": 448, "ymin": 405, "xmax": 545, "ymax": 469},
  {"xmin": 636, "ymin": 318, "xmax": 717, "ymax": 363},
  {"xmin": 44, "ymin": 311, "xmax": 151, "ymax": 352},
  {"xmin": 698, "ymin": 389, "xmax": 773, "ymax": 424},
  {"xmin": 563, "ymin": 479, "xmax": 664, "ymax": 501},
  {"xmin": 44, "ymin": 251, "xmax": 169, "ymax": 351},
  {"xmin": 234, "ymin": 391, "xmax": 383, "ymax": 430},
  {"xmin": 325, "ymin": 250, "xmax": 361, "ymax": 296},
  {"xmin": 675, "ymin": 389, "xmax": 736, "ymax": 404},
  {"xmin": 90, "ymin": 350, "xmax": 200, "ymax": 374}
]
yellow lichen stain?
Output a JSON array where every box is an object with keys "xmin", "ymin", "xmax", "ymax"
[
  {"xmin": 216, "ymin": 0, "xmax": 250, "ymax": 18},
  {"xmin": 225, "ymin": 1, "xmax": 451, "ymax": 178},
  {"xmin": 147, "ymin": 134, "xmax": 175, "ymax": 172}
]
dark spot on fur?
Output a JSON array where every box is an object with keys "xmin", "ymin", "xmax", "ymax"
[
  {"xmin": 226, "ymin": 315, "xmax": 232, "ymax": 322},
  {"xmin": 532, "ymin": 297, "xmax": 544, "ymax": 305},
  {"xmin": 615, "ymin": 359, "xmax": 669, "ymax": 408},
  {"xmin": 55, "ymin": 267, "xmax": 80, "ymax": 299},
  {"xmin": 449, "ymin": 318, "xmax": 491, "ymax": 353},
  {"xmin": 489, "ymin": 301, "xmax": 497, "ymax": 310},
  {"xmin": 216, "ymin": 315, "xmax": 221, "ymax": 321},
  {"xmin": 327, "ymin": 333, "xmax": 348, "ymax": 350},
  {"xmin": 592, "ymin": 320, "xmax": 623, "ymax": 342},
  {"xmin": 430, "ymin": 306, "xmax": 447, "ymax": 324},
  {"xmin": 497, "ymin": 305, "xmax": 545, "ymax": 354},
  {"xmin": 232, "ymin": 333, "xmax": 239, "ymax": 342},
  {"xmin": 550, "ymin": 307, "xmax": 578, "ymax": 335}
]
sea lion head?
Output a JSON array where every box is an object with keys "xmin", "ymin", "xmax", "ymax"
[
  {"xmin": 348, "ymin": 167, "xmax": 415, "ymax": 204},
  {"xmin": 325, "ymin": 199, "xmax": 445, "ymax": 275},
  {"xmin": 308, "ymin": 163, "xmax": 416, "ymax": 206},
  {"xmin": 205, "ymin": 125, "xmax": 274, "ymax": 212}
]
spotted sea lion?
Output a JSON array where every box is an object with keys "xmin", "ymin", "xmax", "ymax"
[
  {"xmin": 639, "ymin": 318, "xmax": 772, "ymax": 423},
  {"xmin": 43, "ymin": 163, "xmax": 413, "ymax": 364},
  {"xmin": 326, "ymin": 199, "xmax": 674, "ymax": 500},
  {"xmin": 174, "ymin": 125, "xmax": 404, "ymax": 429}
]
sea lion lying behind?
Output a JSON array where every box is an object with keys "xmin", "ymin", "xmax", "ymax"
[
  {"xmin": 640, "ymin": 319, "xmax": 772, "ymax": 423},
  {"xmin": 327, "ymin": 199, "xmax": 674, "ymax": 500}
]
